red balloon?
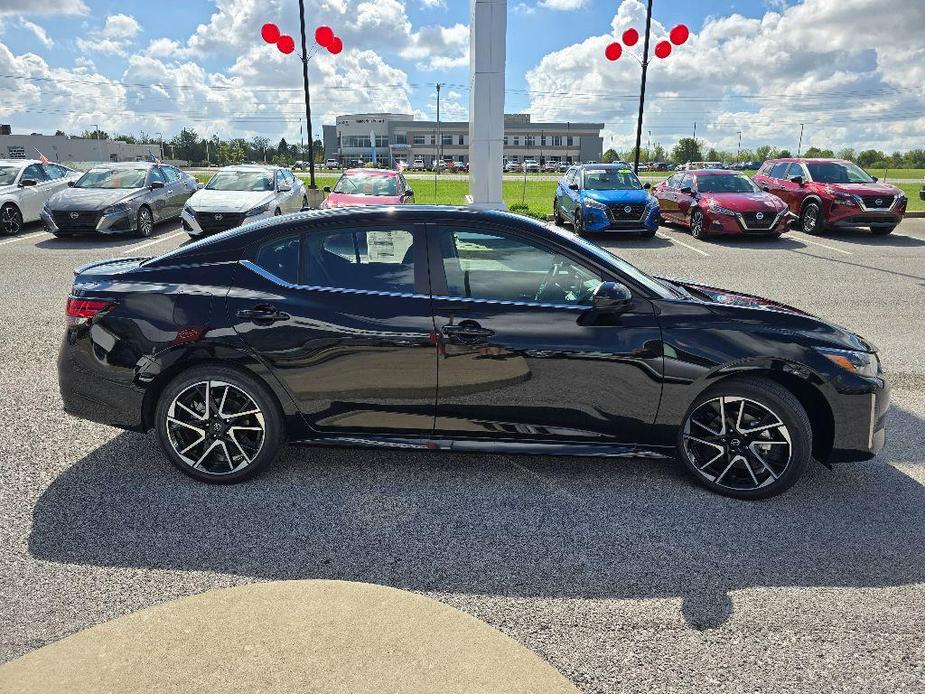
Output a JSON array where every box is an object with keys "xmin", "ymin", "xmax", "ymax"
[
  {"xmin": 654, "ymin": 40, "xmax": 672, "ymax": 59},
  {"xmin": 327, "ymin": 36, "xmax": 343, "ymax": 55},
  {"xmin": 315, "ymin": 25, "xmax": 334, "ymax": 47},
  {"xmin": 277, "ymin": 34, "xmax": 295, "ymax": 54},
  {"xmin": 669, "ymin": 24, "xmax": 689, "ymax": 45},
  {"xmin": 622, "ymin": 28, "xmax": 639, "ymax": 46},
  {"xmin": 261, "ymin": 23, "xmax": 280, "ymax": 44},
  {"xmin": 604, "ymin": 42, "xmax": 622, "ymax": 61}
]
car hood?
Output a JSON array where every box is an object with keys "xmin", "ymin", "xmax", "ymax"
[
  {"xmin": 582, "ymin": 189, "xmax": 650, "ymax": 204},
  {"xmin": 818, "ymin": 181, "xmax": 900, "ymax": 196},
  {"xmin": 324, "ymin": 193, "xmax": 404, "ymax": 207},
  {"xmin": 700, "ymin": 192, "xmax": 787, "ymax": 213},
  {"xmin": 47, "ymin": 187, "xmax": 141, "ymax": 211},
  {"xmin": 187, "ymin": 189, "xmax": 275, "ymax": 213},
  {"xmin": 660, "ymin": 276, "xmax": 876, "ymax": 353}
]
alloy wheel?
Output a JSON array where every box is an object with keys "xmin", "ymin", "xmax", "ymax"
[
  {"xmin": 165, "ymin": 380, "xmax": 266, "ymax": 477},
  {"xmin": 682, "ymin": 396, "xmax": 792, "ymax": 491},
  {"xmin": 802, "ymin": 203, "xmax": 819, "ymax": 234},
  {"xmin": 1, "ymin": 205, "xmax": 22, "ymax": 235},
  {"xmin": 691, "ymin": 210, "xmax": 704, "ymax": 238},
  {"xmin": 138, "ymin": 208, "xmax": 153, "ymax": 237}
]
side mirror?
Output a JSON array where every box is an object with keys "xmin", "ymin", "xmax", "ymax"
[
  {"xmin": 568, "ymin": 183, "xmax": 580, "ymax": 191},
  {"xmin": 19, "ymin": 178, "xmax": 37, "ymax": 187},
  {"xmin": 789, "ymin": 175, "xmax": 803, "ymax": 186},
  {"xmin": 592, "ymin": 281, "xmax": 633, "ymax": 314},
  {"xmin": 196, "ymin": 182, "xmax": 205, "ymax": 190},
  {"xmin": 67, "ymin": 180, "xmax": 76, "ymax": 187},
  {"xmin": 150, "ymin": 181, "xmax": 165, "ymax": 189},
  {"xmin": 643, "ymin": 182, "xmax": 651, "ymax": 190},
  {"xmin": 322, "ymin": 185, "xmax": 332, "ymax": 193},
  {"xmin": 278, "ymin": 183, "xmax": 292, "ymax": 192},
  {"xmin": 872, "ymin": 176, "xmax": 878, "ymax": 182},
  {"xmin": 679, "ymin": 186, "xmax": 693, "ymax": 195},
  {"xmin": 403, "ymin": 188, "xmax": 414, "ymax": 198}
]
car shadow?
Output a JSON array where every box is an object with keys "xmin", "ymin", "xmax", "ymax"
[
  {"xmin": 34, "ymin": 221, "xmax": 183, "ymax": 250},
  {"xmin": 810, "ymin": 227, "xmax": 925, "ymax": 247},
  {"xmin": 589, "ymin": 232, "xmax": 674, "ymax": 249},
  {"xmin": 702, "ymin": 234, "xmax": 806, "ymax": 251},
  {"xmin": 29, "ymin": 405, "xmax": 925, "ymax": 631}
]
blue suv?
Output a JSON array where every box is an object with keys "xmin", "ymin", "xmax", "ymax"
[{"xmin": 554, "ymin": 164, "xmax": 660, "ymax": 237}]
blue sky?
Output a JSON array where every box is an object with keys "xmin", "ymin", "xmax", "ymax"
[{"xmin": 1, "ymin": 0, "xmax": 922, "ymax": 154}]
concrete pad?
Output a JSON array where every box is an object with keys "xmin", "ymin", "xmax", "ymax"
[{"xmin": 0, "ymin": 580, "xmax": 578, "ymax": 694}]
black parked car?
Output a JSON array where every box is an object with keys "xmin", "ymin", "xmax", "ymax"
[{"xmin": 59, "ymin": 207, "xmax": 889, "ymax": 499}]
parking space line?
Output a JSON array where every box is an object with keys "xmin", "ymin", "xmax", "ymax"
[
  {"xmin": 790, "ymin": 233, "xmax": 853, "ymax": 255},
  {"xmin": 656, "ymin": 231, "xmax": 710, "ymax": 257},
  {"xmin": 0, "ymin": 231, "xmax": 50, "ymax": 247},
  {"xmin": 121, "ymin": 231, "xmax": 186, "ymax": 255}
]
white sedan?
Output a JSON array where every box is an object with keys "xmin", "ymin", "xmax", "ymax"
[
  {"xmin": 181, "ymin": 165, "xmax": 307, "ymax": 238},
  {"xmin": 0, "ymin": 159, "xmax": 81, "ymax": 235}
]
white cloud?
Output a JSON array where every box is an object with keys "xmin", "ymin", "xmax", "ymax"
[
  {"xmin": 19, "ymin": 19, "xmax": 53, "ymax": 49},
  {"xmin": 76, "ymin": 13, "xmax": 142, "ymax": 56},
  {"xmin": 401, "ymin": 22, "xmax": 469, "ymax": 71},
  {"xmin": 525, "ymin": 0, "xmax": 925, "ymax": 154},
  {"xmin": 0, "ymin": 0, "xmax": 88, "ymax": 16},
  {"xmin": 420, "ymin": 0, "xmax": 446, "ymax": 7},
  {"xmin": 539, "ymin": 0, "xmax": 590, "ymax": 9}
]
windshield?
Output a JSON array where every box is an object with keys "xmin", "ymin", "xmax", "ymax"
[
  {"xmin": 0, "ymin": 166, "xmax": 20, "ymax": 186},
  {"xmin": 206, "ymin": 171, "xmax": 274, "ymax": 192},
  {"xmin": 75, "ymin": 168, "xmax": 148, "ymax": 189},
  {"xmin": 697, "ymin": 175, "xmax": 759, "ymax": 193},
  {"xmin": 805, "ymin": 161, "xmax": 874, "ymax": 184},
  {"xmin": 583, "ymin": 169, "xmax": 642, "ymax": 191},
  {"xmin": 333, "ymin": 173, "xmax": 399, "ymax": 196}
]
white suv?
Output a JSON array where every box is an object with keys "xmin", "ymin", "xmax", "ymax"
[{"xmin": 0, "ymin": 159, "xmax": 81, "ymax": 235}]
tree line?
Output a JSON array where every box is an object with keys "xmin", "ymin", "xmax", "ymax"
[{"xmin": 602, "ymin": 137, "xmax": 925, "ymax": 169}]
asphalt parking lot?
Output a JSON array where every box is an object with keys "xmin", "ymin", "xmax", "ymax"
[{"xmin": 2, "ymin": 217, "xmax": 925, "ymax": 693}]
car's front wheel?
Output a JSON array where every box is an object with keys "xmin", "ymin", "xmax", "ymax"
[
  {"xmin": 676, "ymin": 378, "xmax": 812, "ymax": 499},
  {"xmin": 870, "ymin": 224, "xmax": 896, "ymax": 235},
  {"xmin": 155, "ymin": 365, "xmax": 284, "ymax": 483},
  {"xmin": 690, "ymin": 208, "xmax": 706, "ymax": 239},
  {"xmin": 573, "ymin": 206, "xmax": 585, "ymax": 235},
  {"xmin": 800, "ymin": 201, "xmax": 825, "ymax": 235},
  {"xmin": 135, "ymin": 206, "xmax": 153, "ymax": 237},
  {"xmin": 553, "ymin": 199, "xmax": 564, "ymax": 226},
  {"xmin": 1, "ymin": 203, "xmax": 23, "ymax": 236}
]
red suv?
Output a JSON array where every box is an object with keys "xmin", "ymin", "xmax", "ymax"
[{"xmin": 753, "ymin": 158, "xmax": 907, "ymax": 235}]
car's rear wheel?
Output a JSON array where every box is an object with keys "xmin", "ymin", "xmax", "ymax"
[
  {"xmin": 690, "ymin": 208, "xmax": 706, "ymax": 239},
  {"xmin": 800, "ymin": 201, "xmax": 825, "ymax": 235},
  {"xmin": 135, "ymin": 206, "xmax": 153, "ymax": 237},
  {"xmin": 155, "ymin": 365, "xmax": 284, "ymax": 483},
  {"xmin": 677, "ymin": 378, "xmax": 811, "ymax": 499},
  {"xmin": 1, "ymin": 203, "xmax": 23, "ymax": 236},
  {"xmin": 870, "ymin": 224, "xmax": 896, "ymax": 235}
]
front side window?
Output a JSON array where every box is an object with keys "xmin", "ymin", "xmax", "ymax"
[
  {"xmin": 437, "ymin": 228, "xmax": 602, "ymax": 306},
  {"xmin": 149, "ymin": 167, "xmax": 167, "ymax": 185},
  {"xmin": 304, "ymin": 228, "xmax": 415, "ymax": 293},
  {"xmin": 74, "ymin": 168, "xmax": 148, "ymax": 189},
  {"xmin": 785, "ymin": 163, "xmax": 805, "ymax": 180},
  {"xmin": 255, "ymin": 235, "xmax": 300, "ymax": 284},
  {"xmin": 21, "ymin": 164, "xmax": 49, "ymax": 182},
  {"xmin": 805, "ymin": 161, "xmax": 873, "ymax": 183},
  {"xmin": 768, "ymin": 163, "xmax": 789, "ymax": 179}
]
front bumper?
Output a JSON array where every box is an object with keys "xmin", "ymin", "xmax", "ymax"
[
  {"xmin": 827, "ymin": 196, "xmax": 906, "ymax": 228},
  {"xmin": 181, "ymin": 207, "xmax": 272, "ymax": 237},
  {"xmin": 41, "ymin": 207, "xmax": 136, "ymax": 235},
  {"xmin": 825, "ymin": 373, "xmax": 890, "ymax": 463},
  {"xmin": 582, "ymin": 202, "xmax": 660, "ymax": 233},
  {"xmin": 705, "ymin": 208, "xmax": 794, "ymax": 235}
]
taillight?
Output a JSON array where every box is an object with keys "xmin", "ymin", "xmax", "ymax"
[{"xmin": 65, "ymin": 297, "xmax": 113, "ymax": 327}]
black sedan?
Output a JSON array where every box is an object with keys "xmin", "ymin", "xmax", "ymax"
[{"xmin": 58, "ymin": 207, "xmax": 889, "ymax": 499}]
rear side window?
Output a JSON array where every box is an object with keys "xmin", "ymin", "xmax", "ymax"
[
  {"xmin": 162, "ymin": 167, "xmax": 181, "ymax": 182},
  {"xmin": 255, "ymin": 235, "xmax": 300, "ymax": 284},
  {"xmin": 303, "ymin": 228, "xmax": 415, "ymax": 294}
]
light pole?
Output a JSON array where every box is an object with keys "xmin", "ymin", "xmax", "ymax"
[
  {"xmin": 436, "ymin": 83, "xmax": 444, "ymax": 170},
  {"xmin": 736, "ymin": 131, "xmax": 742, "ymax": 163},
  {"xmin": 155, "ymin": 131, "xmax": 163, "ymax": 162},
  {"xmin": 797, "ymin": 123, "xmax": 805, "ymax": 156},
  {"xmin": 93, "ymin": 123, "xmax": 103, "ymax": 162}
]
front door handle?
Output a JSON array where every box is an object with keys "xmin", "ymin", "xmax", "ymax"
[
  {"xmin": 442, "ymin": 323, "xmax": 495, "ymax": 341},
  {"xmin": 236, "ymin": 304, "xmax": 290, "ymax": 323}
]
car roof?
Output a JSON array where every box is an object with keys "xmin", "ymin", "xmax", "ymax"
[
  {"xmin": 576, "ymin": 163, "xmax": 635, "ymax": 170},
  {"xmin": 87, "ymin": 161, "xmax": 156, "ymax": 169},
  {"xmin": 689, "ymin": 169, "xmax": 740, "ymax": 176},
  {"xmin": 765, "ymin": 158, "xmax": 847, "ymax": 164},
  {"xmin": 342, "ymin": 168, "xmax": 399, "ymax": 176},
  {"xmin": 217, "ymin": 164, "xmax": 281, "ymax": 173},
  {"xmin": 0, "ymin": 158, "xmax": 47, "ymax": 166}
]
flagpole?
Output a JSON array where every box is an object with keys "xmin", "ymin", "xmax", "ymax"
[{"xmin": 297, "ymin": 0, "xmax": 316, "ymax": 189}]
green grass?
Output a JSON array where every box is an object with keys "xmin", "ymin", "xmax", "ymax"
[{"xmin": 897, "ymin": 183, "xmax": 924, "ymax": 211}]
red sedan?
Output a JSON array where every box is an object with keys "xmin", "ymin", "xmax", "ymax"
[{"xmin": 654, "ymin": 169, "xmax": 794, "ymax": 240}]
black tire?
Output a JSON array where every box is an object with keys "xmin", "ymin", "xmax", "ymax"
[
  {"xmin": 800, "ymin": 200, "xmax": 825, "ymax": 235},
  {"xmin": 553, "ymin": 199, "xmax": 564, "ymax": 226},
  {"xmin": 640, "ymin": 226, "xmax": 657, "ymax": 238},
  {"xmin": 676, "ymin": 377, "xmax": 812, "ymax": 500},
  {"xmin": 870, "ymin": 224, "xmax": 896, "ymax": 235},
  {"xmin": 274, "ymin": 208, "xmax": 281, "ymax": 216},
  {"xmin": 302, "ymin": 196, "xmax": 309, "ymax": 209},
  {"xmin": 154, "ymin": 365, "xmax": 284, "ymax": 484},
  {"xmin": 573, "ymin": 205, "xmax": 585, "ymax": 236},
  {"xmin": 135, "ymin": 206, "xmax": 153, "ymax": 237},
  {"xmin": 690, "ymin": 208, "xmax": 706, "ymax": 240},
  {"xmin": 1, "ymin": 203, "xmax": 23, "ymax": 236}
]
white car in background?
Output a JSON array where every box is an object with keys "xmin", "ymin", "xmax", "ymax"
[
  {"xmin": 0, "ymin": 159, "xmax": 81, "ymax": 235},
  {"xmin": 523, "ymin": 159, "xmax": 541, "ymax": 173},
  {"xmin": 181, "ymin": 165, "xmax": 307, "ymax": 238}
]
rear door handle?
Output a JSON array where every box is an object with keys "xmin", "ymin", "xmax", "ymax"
[{"xmin": 236, "ymin": 305, "xmax": 290, "ymax": 323}]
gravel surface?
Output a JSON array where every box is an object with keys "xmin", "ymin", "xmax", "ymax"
[{"xmin": 2, "ymin": 218, "xmax": 924, "ymax": 693}]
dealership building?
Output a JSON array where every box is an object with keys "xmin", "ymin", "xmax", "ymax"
[
  {"xmin": 0, "ymin": 128, "xmax": 163, "ymax": 164},
  {"xmin": 322, "ymin": 113, "xmax": 604, "ymax": 167}
]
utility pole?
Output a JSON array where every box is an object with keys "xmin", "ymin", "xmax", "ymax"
[
  {"xmin": 647, "ymin": 129, "xmax": 652, "ymax": 161},
  {"xmin": 436, "ymin": 82, "xmax": 444, "ymax": 170},
  {"xmin": 205, "ymin": 138, "xmax": 210, "ymax": 165},
  {"xmin": 93, "ymin": 123, "xmax": 102, "ymax": 162},
  {"xmin": 631, "ymin": 0, "xmax": 654, "ymax": 174},
  {"xmin": 797, "ymin": 123, "xmax": 805, "ymax": 156},
  {"xmin": 736, "ymin": 130, "xmax": 742, "ymax": 163},
  {"xmin": 155, "ymin": 131, "xmax": 163, "ymax": 162},
  {"xmin": 300, "ymin": 118, "xmax": 305, "ymax": 165},
  {"xmin": 297, "ymin": 0, "xmax": 316, "ymax": 189}
]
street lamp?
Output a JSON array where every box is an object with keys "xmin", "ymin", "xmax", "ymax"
[{"xmin": 604, "ymin": 3, "xmax": 689, "ymax": 174}]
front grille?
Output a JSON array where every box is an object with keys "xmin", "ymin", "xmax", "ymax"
[
  {"xmin": 194, "ymin": 212, "xmax": 246, "ymax": 234},
  {"xmin": 740, "ymin": 211, "xmax": 776, "ymax": 230},
  {"xmin": 860, "ymin": 195, "xmax": 894, "ymax": 209},
  {"xmin": 607, "ymin": 203, "xmax": 646, "ymax": 220},
  {"xmin": 52, "ymin": 211, "xmax": 103, "ymax": 233}
]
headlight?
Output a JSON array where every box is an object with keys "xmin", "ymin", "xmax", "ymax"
[
  {"xmin": 245, "ymin": 202, "xmax": 270, "ymax": 217},
  {"xmin": 582, "ymin": 197, "xmax": 609, "ymax": 211},
  {"xmin": 817, "ymin": 347, "xmax": 880, "ymax": 378},
  {"xmin": 646, "ymin": 195, "xmax": 659, "ymax": 208},
  {"xmin": 182, "ymin": 203, "xmax": 194, "ymax": 215},
  {"xmin": 707, "ymin": 200, "xmax": 736, "ymax": 216},
  {"xmin": 102, "ymin": 203, "xmax": 131, "ymax": 216}
]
